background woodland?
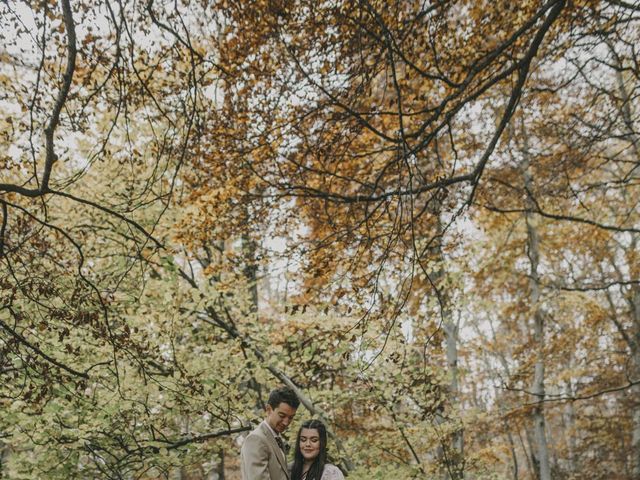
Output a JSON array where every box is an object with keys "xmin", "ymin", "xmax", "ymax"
[{"xmin": 1, "ymin": 0, "xmax": 639, "ymax": 479}]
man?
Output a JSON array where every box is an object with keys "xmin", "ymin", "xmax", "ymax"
[{"xmin": 241, "ymin": 386, "xmax": 300, "ymax": 480}]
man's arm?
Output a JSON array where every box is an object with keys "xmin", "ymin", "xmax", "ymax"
[{"xmin": 241, "ymin": 433, "xmax": 272, "ymax": 480}]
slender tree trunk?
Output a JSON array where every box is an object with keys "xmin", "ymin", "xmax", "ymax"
[
  {"xmin": 433, "ymin": 216, "xmax": 463, "ymax": 480},
  {"xmin": 526, "ymin": 215, "xmax": 551, "ymax": 480},
  {"xmin": 613, "ymin": 61, "xmax": 640, "ymax": 479},
  {"xmin": 629, "ymin": 284, "xmax": 640, "ymax": 478},
  {"xmin": 524, "ymin": 427, "xmax": 540, "ymax": 480},
  {"xmin": 219, "ymin": 449, "xmax": 225, "ymax": 480},
  {"xmin": 442, "ymin": 314, "xmax": 463, "ymax": 480},
  {"xmin": 239, "ymin": 218, "xmax": 264, "ymax": 412},
  {"xmin": 241, "ymin": 232, "xmax": 259, "ymax": 313},
  {"xmin": 521, "ymin": 119, "xmax": 551, "ymax": 480},
  {"xmin": 604, "ymin": 278, "xmax": 640, "ymax": 479},
  {"xmin": 208, "ymin": 449, "xmax": 225, "ymax": 480},
  {"xmin": 563, "ymin": 381, "xmax": 577, "ymax": 474},
  {"xmin": 485, "ymin": 320, "xmax": 519, "ymax": 480},
  {"xmin": 477, "ymin": 324, "xmax": 519, "ymax": 480},
  {"xmin": 504, "ymin": 424, "xmax": 519, "ymax": 480},
  {"xmin": 631, "ymin": 374, "xmax": 640, "ymax": 479},
  {"xmin": 443, "ymin": 313, "xmax": 463, "ymax": 461}
]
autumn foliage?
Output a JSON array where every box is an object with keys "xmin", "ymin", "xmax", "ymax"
[{"xmin": 1, "ymin": 1, "xmax": 639, "ymax": 479}]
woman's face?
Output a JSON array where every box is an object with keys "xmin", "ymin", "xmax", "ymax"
[{"xmin": 299, "ymin": 428, "xmax": 321, "ymax": 461}]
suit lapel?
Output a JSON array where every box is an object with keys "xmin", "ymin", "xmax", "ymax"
[{"xmin": 259, "ymin": 422, "xmax": 290, "ymax": 479}]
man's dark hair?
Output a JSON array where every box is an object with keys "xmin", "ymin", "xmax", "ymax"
[{"xmin": 267, "ymin": 386, "xmax": 300, "ymax": 409}]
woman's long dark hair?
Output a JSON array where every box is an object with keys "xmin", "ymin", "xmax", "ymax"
[{"xmin": 290, "ymin": 419, "xmax": 328, "ymax": 480}]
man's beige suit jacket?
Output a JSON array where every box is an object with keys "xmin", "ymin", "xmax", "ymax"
[{"xmin": 241, "ymin": 422, "xmax": 290, "ymax": 480}]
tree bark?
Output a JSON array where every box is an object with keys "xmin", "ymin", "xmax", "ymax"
[
  {"xmin": 478, "ymin": 320, "xmax": 519, "ymax": 480},
  {"xmin": 241, "ymin": 232, "xmax": 259, "ymax": 314},
  {"xmin": 613, "ymin": 62, "xmax": 640, "ymax": 479},
  {"xmin": 432, "ymin": 215, "xmax": 464, "ymax": 480},
  {"xmin": 628, "ymin": 284, "xmax": 640, "ymax": 478},
  {"xmin": 563, "ymin": 381, "xmax": 577, "ymax": 473},
  {"xmin": 524, "ymin": 427, "xmax": 541, "ymax": 480},
  {"xmin": 443, "ymin": 312, "xmax": 464, "ymax": 477},
  {"xmin": 521, "ymin": 120, "xmax": 552, "ymax": 480}
]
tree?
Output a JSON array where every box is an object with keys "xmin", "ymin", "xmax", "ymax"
[{"xmin": 2, "ymin": 0, "xmax": 640, "ymax": 478}]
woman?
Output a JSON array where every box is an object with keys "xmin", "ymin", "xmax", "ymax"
[{"xmin": 290, "ymin": 419, "xmax": 345, "ymax": 480}]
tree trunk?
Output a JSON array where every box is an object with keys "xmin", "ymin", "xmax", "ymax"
[
  {"xmin": 505, "ymin": 425, "xmax": 519, "ymax": 480},
  {"xmin": 524, "ymin": 427, "xmax": 540, "ymax": 480},
  {"xmin": 443, "ymin": 313, "xmax": 464, "ymax": 475},
  {"xmin": 629, "ymin": 284, "xmax": 640, "ymax": 479},
  {"xmin": 208, "ymin": 449, "xmax": 225, "ymax": 480},
  {"xmin": 604, "ymin": 279, "xmax": 640, "ymax": 479},
  {"xmin": 521, "ymin": 120, "xmax": 552, "ymax": 480},
  {"xmin": 563, "ymin": 381, "xmax": 577, "ymax": 474},
  {"xmin": 0, "ymin": 441, "xmax": 5, "ymax": 480},
  {"xmin": 241, "ymin": 232, "xmax": 259, "ymax": 313},
  {"xmin": 614, "ymin": 62, "xmax": 640, "ymax": 479},
  {"xmin": 478, "ymin": 322, "xmax": 519, "ymax": 480},
  {"xmin": 485, "ymin": 319, "xmax": 519, "ymax": 480},
  {"xmin": 433, "ymin": 215, "xmax": 463, "ymax": 480}
]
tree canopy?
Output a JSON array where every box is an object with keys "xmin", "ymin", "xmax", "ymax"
[{"xmin": 1, "ymin": 0, "xmax": 639, "ymax": 479}]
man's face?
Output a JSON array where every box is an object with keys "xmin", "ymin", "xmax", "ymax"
[{"xmin": 265, "ymin": 402, "xmax": 297, "ymax": 434}]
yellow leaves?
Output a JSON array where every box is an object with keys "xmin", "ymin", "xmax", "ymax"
[
  {"xmin": 81, "ymin": 32, "xmax": 97, "ymax": 47},
  {"xmin": 2, "ymin": 0, "xmax": 637, "ymax": 476}
]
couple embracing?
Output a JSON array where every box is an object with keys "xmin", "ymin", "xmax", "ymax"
[{"xmin": 240, "ymin": 386, "xmax": 345, "ymax": 480}]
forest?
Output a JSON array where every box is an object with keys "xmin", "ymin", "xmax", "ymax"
[{"xmin": 0, "ymin": 0, "xmax": 639, "ymax": 479}]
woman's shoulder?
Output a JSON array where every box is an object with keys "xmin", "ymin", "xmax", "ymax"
[{"xmin": 322, "ymin": 463, "xmax": 345, "ymax": 480}]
